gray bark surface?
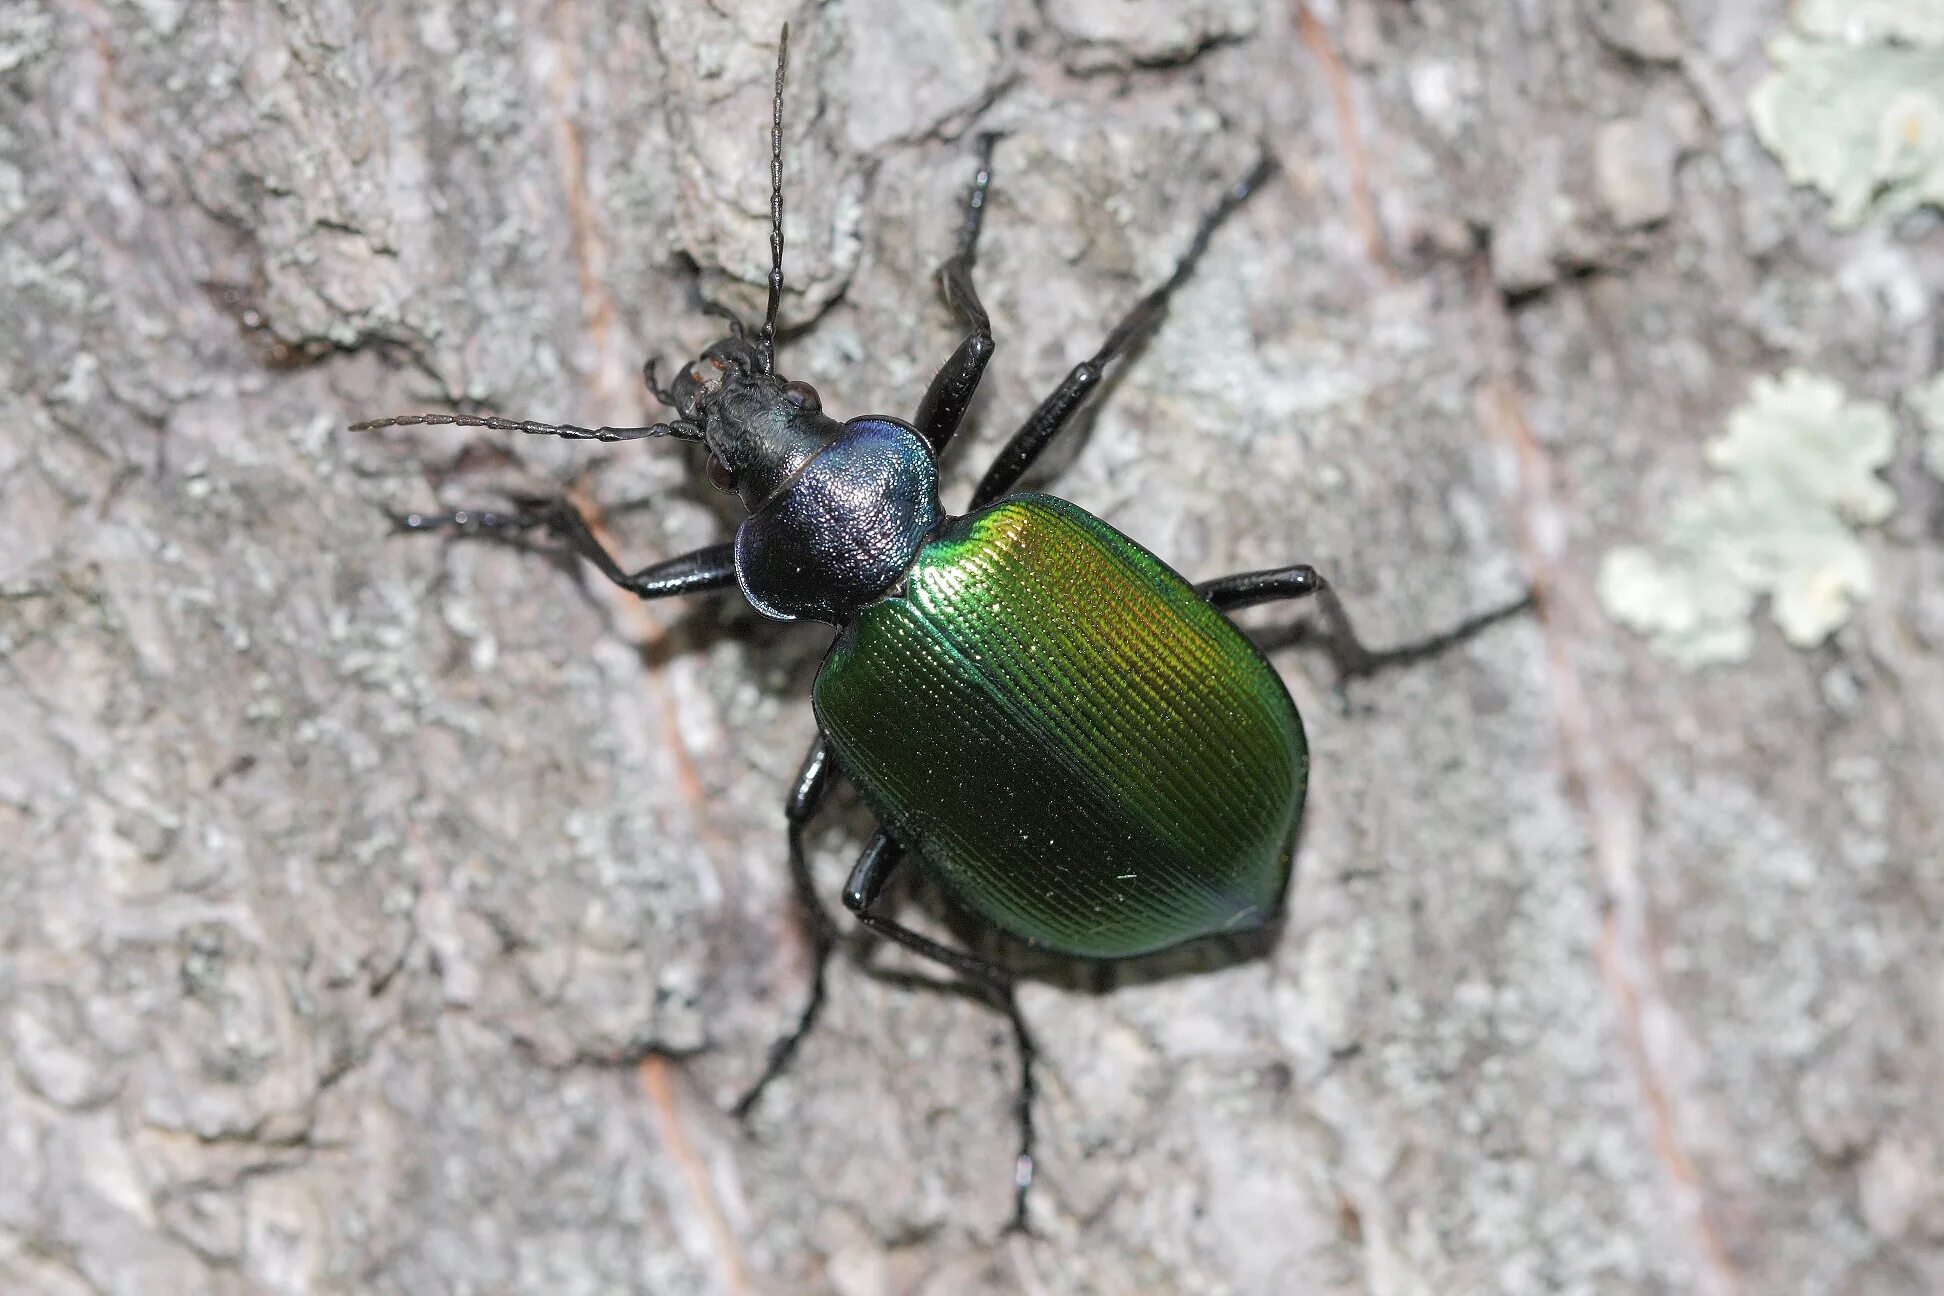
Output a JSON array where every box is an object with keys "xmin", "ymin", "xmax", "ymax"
[{"xmin": 3, "ymin": 1, "xmax": 1941, "ymax": 1293}]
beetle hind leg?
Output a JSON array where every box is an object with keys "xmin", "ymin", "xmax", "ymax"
[
  {"xmin": 845, "ymin": 832, "xmax": 1040, "ymax": 1235},
  {"xmin": 733, "ymin": 737, "xmax": 842, "ymax": 1118},
  {"xmin": 1198, "ymin": 563, "xmax": 1534, "ymax": 687}
]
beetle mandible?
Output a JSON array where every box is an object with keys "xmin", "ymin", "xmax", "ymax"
[{"xmin": 354, "ymin": 26, "xmax": 1528, "ymax": 1230}]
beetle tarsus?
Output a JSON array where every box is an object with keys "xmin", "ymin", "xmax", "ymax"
[
  {"xmin": 968, "ymin": 151, "xmax": 1274, "ymax": 509},
  {"xmin": 913, "ymin": 137, "xmax": 1002, "ymax": 457},
  {"xmin": 1001, "ymin": 983, "xmax": 1039, "ymax": 1237},
  {"xmin": 733, "ymin": 738, "xmax": 843, "ymax": 1119},
  {"xmin": 730, "ymin": 886, "xmax": 830, "ymax": 1122},
  {"xmin": 392, "ymin": 494, "xmax": 741, "ymax": 602},
  {"xmin": 1200, "ymin": 563, "xmax": 1536, "ymax": 703},
  {"xmin": 843, "ymin": 840, "xmax": 1043, "ymax": 1233},
  {"xmin": 1317, "ymin": 587, "xmax": 1537, "ymax": 714}
]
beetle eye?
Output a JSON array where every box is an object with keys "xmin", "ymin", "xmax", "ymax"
[
  {"xmin": 706, "ymin": 456, "xmax": 738, "ymax": 494},
  {"xmin": 782, "ymin": 380, "xmax": 821, "ymax": 412}
]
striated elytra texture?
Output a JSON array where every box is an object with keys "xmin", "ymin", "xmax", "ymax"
[{"xmin": 816, "ymin": 495, "xmax": 1306, "ymax": 957}]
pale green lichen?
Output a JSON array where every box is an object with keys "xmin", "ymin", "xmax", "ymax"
[
  {"xmin": 1911, "ymin": 372, "xmax": 1944, "ymax": 481},
  {"xmin": 1749, "ymin": 0, "xmax": 1944, "ymax": 228},
  {"xmin": 1795, "ymin": 0, "xmax": 1944, "ymax": 45},
  {"xmin": 1598, "ymin": 371, "xmax": 1897, "ymax": 667}
]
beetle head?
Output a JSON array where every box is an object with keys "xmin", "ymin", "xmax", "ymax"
[{"xmin": 666, "ymin": 336, "xmax": 843, "ymax": 511}]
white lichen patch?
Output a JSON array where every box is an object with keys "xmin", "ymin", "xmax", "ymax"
[
  {"xmin": 1795, "ymin": 0, "xmax": 1944, "ymax": 45},
  {"xmin": 1749, "ymin": 0, "xmax": 1944, "ymax": 228},
  {"xmin": 1911, "ymin": 372, "xmax": 1944, "ymax": 481},
  {"xmin": 1599, "ymin": 371, "xmax": 1897, "ymax": 666}
]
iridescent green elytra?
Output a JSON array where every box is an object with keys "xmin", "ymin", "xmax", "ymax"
[{"xmin": 815, "ymin": 495, "xmax": 1307, "ymax": 958}]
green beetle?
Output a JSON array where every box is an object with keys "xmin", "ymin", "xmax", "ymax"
[
  {"xmin": 816, "ymin": 492, "xmax": 1305, "ymax": 960},
  {"xmin": 358, "ymin": 27, "xmax": 1521, "ymax": 1232}
]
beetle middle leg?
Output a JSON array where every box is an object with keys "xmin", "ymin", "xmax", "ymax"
[
  {"xmin": 968, "ymin": 155, "xmax": 1276, "ymax": 510},
  {"xmin": 844, "ymin": 831, "xmax": 1039, "ymax": 1235},
  {"xmin": 1198, "ymin": 563, "xmax": 1534, "ymax": 683}
]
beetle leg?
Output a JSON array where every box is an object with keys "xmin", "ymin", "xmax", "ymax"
[
  {"xmin": 843, "ymin": 832, "xmax": 1040, "ymax": 1235},
  {"xmin": 389, "ymin": 504, "xmax": 550, "ymax": 538},
  {"xmin": 912, "ymin": 135, "xmax": 1000, "ymax": 458},
  {"xmin": 397, "ymin": 498, "xmax": 739, "ymax": 601},
  {"xmin": 839, "ymin": 828, "xmax": 902, "ymax": 911},
  {"xmin": 531, "ymin": 502, "xmax": 739, "ymax": 600},
  {"xmin": 1199, "ymin": 562, "xmax": 1534, "ymax": 687},
  {"xmin": 968, "ymin": 155, "xmax": 1276, "ymax": 511},
  {"xmin": 1196, "ymin": 563, "xmax": 1326, "ymax": 611},
  {"xmin": 733, "ymin": 736, "xmax": 841, "ymax": 1118}
]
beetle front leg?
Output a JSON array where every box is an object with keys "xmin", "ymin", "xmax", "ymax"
[
  {"xmin": 398, "ymin": 498, "xmax": 739, "ymax": 601},
  {"xmin": 911, "ymin": 135, "xmax": 1000, "ymax": 458},
  {"xmin": 844, "ymin": 832, "xmax": 1040, "ymax": 1236},
  {"xmin": 968, "ymin": 155, "xmax": 1275, "ymax": 510},
  {"xmin": 733, "ymin": 735, "xmax": 842, "ymax": 1118}
]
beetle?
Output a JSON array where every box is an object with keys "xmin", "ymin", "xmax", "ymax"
[{"xmin": 354, "ymin": 27, "xmax": 1526, "ymax": 1230}]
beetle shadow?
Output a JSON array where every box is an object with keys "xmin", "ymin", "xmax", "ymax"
[{"xmin": 844, "ymin": 877, "xmax": 1290, "ymax": 1012}]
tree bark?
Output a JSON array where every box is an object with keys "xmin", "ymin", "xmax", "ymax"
[{"xmin": 4, "ymin": 1, "xmax": 1940, "ymax": 1293}]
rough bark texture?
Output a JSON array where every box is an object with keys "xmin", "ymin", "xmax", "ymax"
[{"xmin": 4, "ymin": 1, "xmax": 1941, "ymax": 1293}]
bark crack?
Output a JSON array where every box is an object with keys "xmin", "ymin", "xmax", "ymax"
[
  {"xmin": 1471, "ymin": 265, "xmax": 1742, "ymax": 1295},
  {"xmin": 1294, "ymin": 2, "xmax": 1394, "ymax": 277}
]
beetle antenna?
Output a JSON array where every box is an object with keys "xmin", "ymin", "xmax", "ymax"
[
  {"xmin": 348, "ymin": 411, "xmax": 703, "ymax": 444},
  {"xmin": 757, "ymin": 24, "xmax": 789, "ymax": 375}
]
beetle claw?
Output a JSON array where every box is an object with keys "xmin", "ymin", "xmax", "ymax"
[{"xmin": 1000, "ymin": 1152, "xmax": 1038, "ymax": 1237}]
